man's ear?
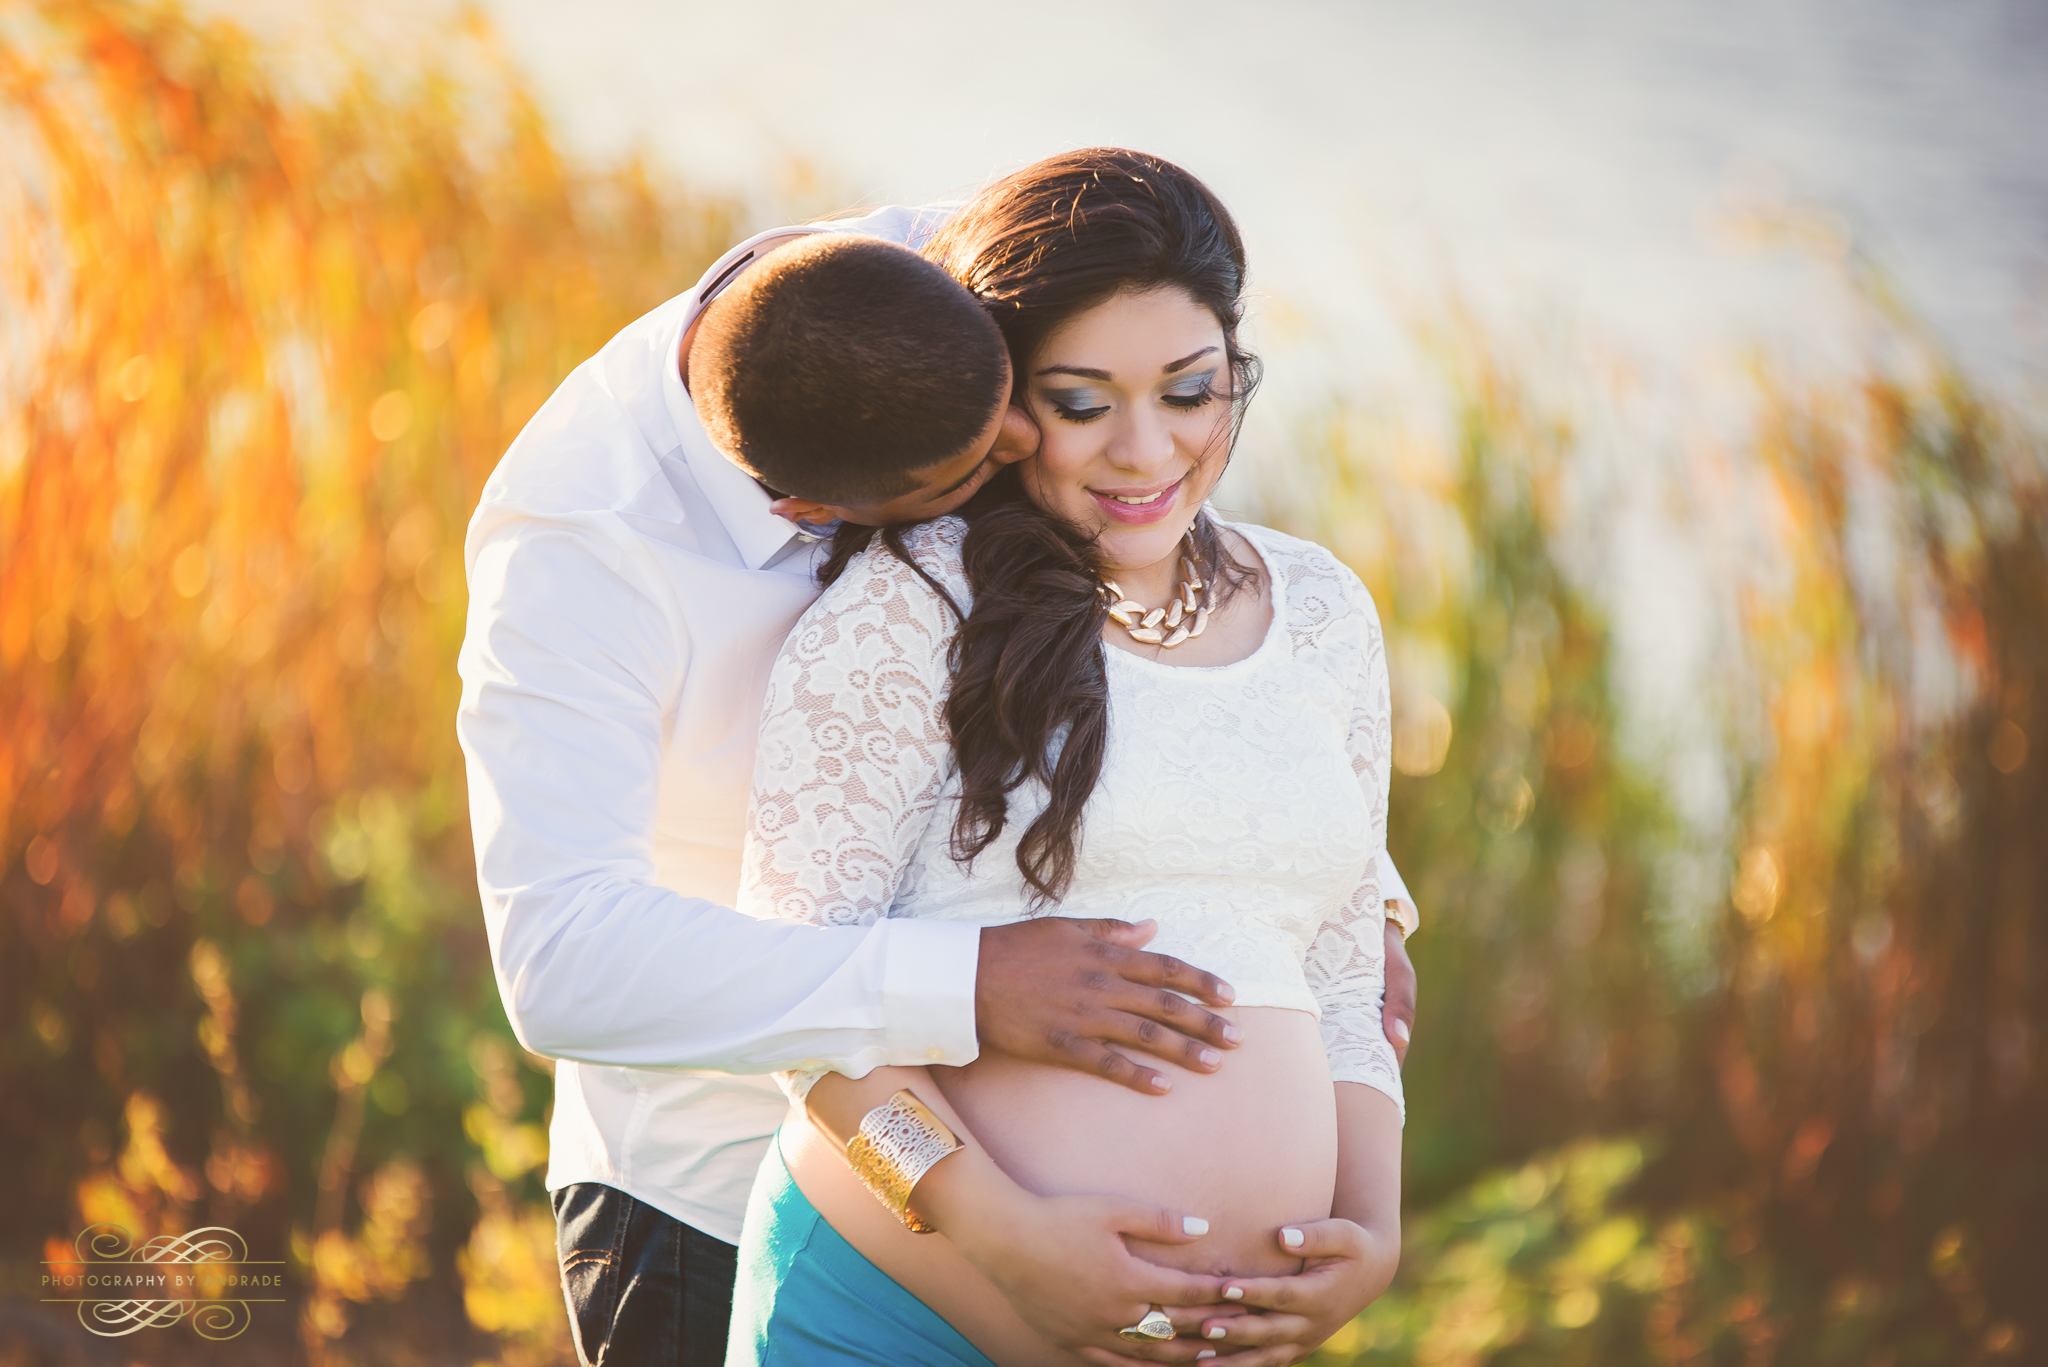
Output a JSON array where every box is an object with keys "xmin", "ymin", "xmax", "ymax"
[
  {"xmin": 766, "ymin": 496, "xmax": 839, "ymax": 526},
  {"xmin": 992, "ymin": 403, "xmax": 1040, "ymax": 465}
]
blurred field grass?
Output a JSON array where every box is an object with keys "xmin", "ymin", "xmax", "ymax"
[{"xmin": 3, "ymin": 4, "xmax": 2042, "ymax": 1364}]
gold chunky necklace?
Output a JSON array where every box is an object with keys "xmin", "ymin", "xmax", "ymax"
[{"xmin": 1099, "ymin": 534, "xmax": 1210, "ymax": 649}]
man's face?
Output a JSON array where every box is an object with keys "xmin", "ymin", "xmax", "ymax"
[{"xmin": 765, "ymin": 378, "xmax": 1040, "ymax": 530}]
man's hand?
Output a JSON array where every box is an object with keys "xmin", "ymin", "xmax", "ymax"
[
  {"xmin": 1078, "ymin": 1220, "xmax": 1399, "ymax": 1367},
  {"xmin": 1382, "ymin": 915, "xmax": 1416, "ymax": 1068},
  {"xmin": 977, "ymin": 918, "xmax": 1241, "ymax": 1096}
]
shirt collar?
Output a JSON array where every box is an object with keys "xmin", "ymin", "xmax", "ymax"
[{"xmin": 659, "ymin": 225, "xmax": 833, "ymax": 571}]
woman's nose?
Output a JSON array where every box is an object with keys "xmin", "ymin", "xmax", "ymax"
[{"xmin": 1108, "ymin": 405, "xmax": 1179, "ymax": 475}]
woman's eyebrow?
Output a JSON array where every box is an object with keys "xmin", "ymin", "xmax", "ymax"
[{"xmin": 1034, "ymin": 346, "xmax": 1218, "ymax": 382}]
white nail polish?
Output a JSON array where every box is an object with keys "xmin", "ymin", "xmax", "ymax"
[
  {"xmin": 1207, "ymin": 1325, "xmax": 1227, "ymax": 1340},
  {"xmin": 1182, "ymin": 1216, "xmax": 1209, "ymax": 1236},
  {"xmin": 1391, "ymin": 1018, "xmax": 1412, "ymax": 1044},
  {"xmin": 1282, "ymin": 1227, "xmax": 1305, "ymax": 1249},
  {"xmin": 1197, "ymin": 1353, "xmax": 1217, "ymax": 1360},
  {"xmin": 1222, "ymin": 1285, "xmax": 1243, "ymax": 1301},
  {"xmin": 1199, "ymin": 1048, "xmax": 1221, "ymax": 1068}
]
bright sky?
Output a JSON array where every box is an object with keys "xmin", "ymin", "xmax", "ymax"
[
  {"xmin": 470, "ymin": 0, "xmax": 2048, "ymax": 391},
  {"xmin": 203, "ymin": 0, "xmax": 2047, "ymax": 392}
]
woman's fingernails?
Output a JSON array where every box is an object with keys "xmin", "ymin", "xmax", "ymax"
[
  {"xmin": 1391, "ymin": 1018, "xmax": 1412, "ymax": 1044},
  {"xmin": 1207, "ymin": 1325, "xmax": 1227, "ymax": 1340},
  {"xmin": 1151, "ymin": 1074, "xmax": 1172, "ymax": 1093},
  {"xmin": 1199, "ymin": 1048, "xmax": 1222, "ymax": 1068},
  {"xmin": 1217, "ymin": 983, "xmax": 1236, "ymax": 1004},
  {"xmin": 1282, "ymin": 1227, "xmax": 1305, "ymax": 1249},
  {"xmin": 1222, "ymin": 1022, "xmax": 1243, "ymax": 1043},
  {"xmin": 1222, "ymin": 1285, "xmax": 1243, "ymax": 1301},
  {"xmin": 1183, "ymin": 1216, "xmax": 1210, "ymax": 1236},
  {"xmin": 1197, "ymin": 1353, "xmax": 1217, "ymax": 1360}
]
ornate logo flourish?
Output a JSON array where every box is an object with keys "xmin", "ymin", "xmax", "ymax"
[{"xmin": 44, "ymin": 1223, "xmax": 282, "ymax": 1341}]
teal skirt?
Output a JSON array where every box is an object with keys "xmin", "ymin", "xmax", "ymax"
[{"xmin": 726, "ymin": 1130, "xmax": 998, "ymax": 1366}]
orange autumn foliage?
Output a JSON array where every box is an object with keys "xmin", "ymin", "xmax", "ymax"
[{"xmin": 2, "ymin": 3, "xmax": 735, "ymax": 1358}]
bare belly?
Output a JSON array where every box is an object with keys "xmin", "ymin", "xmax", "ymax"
[{"xmin": 782, "ymin": 1006, "xmax": 1338, "ymax": 1366}]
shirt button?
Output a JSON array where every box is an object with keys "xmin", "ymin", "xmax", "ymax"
[{"xmin": 925, "ymin": 1047, "xmax": 945, "ymax": 1062}]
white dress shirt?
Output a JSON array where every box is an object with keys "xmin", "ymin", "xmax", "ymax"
[
  {"xmin": 458, "ymin": 205, "xmax": 986, "ymax": 1240},
  {"xmin": 458, "ymin": 203, "xmax": 1422, "ymax": 1242}
]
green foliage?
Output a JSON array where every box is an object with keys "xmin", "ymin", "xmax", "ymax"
[
  {"xmin": 1266, "ymin": 303, "xmax": 2045, "ymax": 1360},
  {"xmin": 1268, "ymin": 329, "xmax": 1684, "ymax": 1207},
  {"xmin": 1313, "ymin": 1139, "xmax": 1664, "ymax": 1364}
]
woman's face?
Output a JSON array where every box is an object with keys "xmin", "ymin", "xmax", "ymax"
[{"xmin": 1018, "ymin": 287, "xmax": 1233, "ymax": 576}]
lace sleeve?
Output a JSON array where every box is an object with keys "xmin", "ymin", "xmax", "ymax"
[
  {"xmin": 738, "ymin": 523, "xmax": 966, "ymax": 931},
  {"xmin": 739, "ymin": 524, "xmax": 967, "ymax": 1102},
  {"xmin": 1302, "ymin": 565, "xmax": 1406, "ymax": 1121}
]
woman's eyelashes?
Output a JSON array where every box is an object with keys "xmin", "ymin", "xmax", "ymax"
[
  {"xmin": 1041, "ymin": 371, "xmax": 1221, "ymax": 424},
  {"xmin": 1044, "ymin": 389, "xmax": 1111, "ymax": 423},
  {"xmin": 1162, "ymin": 374, "xmax": 1220, "ymax": 410}
]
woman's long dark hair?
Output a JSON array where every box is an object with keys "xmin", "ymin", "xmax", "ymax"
[{"xmin": 825, "ymin": 148, "xmax": 1262, "ymax": 904}]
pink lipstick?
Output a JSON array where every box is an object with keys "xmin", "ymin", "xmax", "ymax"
[{"xmin": 1089, "ymin": 477, "xmax": 1183, "ymax": 526}]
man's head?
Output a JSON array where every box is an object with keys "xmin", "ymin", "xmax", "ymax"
[{"xmin": 690, "ymin": 234, "xmax": 1030, "ymax": 527}]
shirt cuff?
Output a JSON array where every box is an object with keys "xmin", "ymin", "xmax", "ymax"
[
  {"xmin": 778, "ymin": 1065, "xmax": 829, "ymax": 1102},
  {"xmin": 878, "ymin": 919, "xmax": 982, "ymax": 1067},
  {"xmin": 1387, "ymin": 898, "xmax": 1419, "ymax": 940},
  {"xmin": 1380, "ymin": 853, "xmax": 1420, "ymax": 938}
]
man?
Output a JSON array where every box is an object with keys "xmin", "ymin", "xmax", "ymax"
[{"xmin": 457, "ymin": 202, "xmax": 1420, "ymax": 1366}]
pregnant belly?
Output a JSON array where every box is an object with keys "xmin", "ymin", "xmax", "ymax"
[{"xmin": 781, "ymin": 1006, "xmax": 1338, "ymax": 1366}]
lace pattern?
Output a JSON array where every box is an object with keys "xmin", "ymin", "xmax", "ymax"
[{"xmin": 738, "ymin": 516, "xmax": 1403, "ymax": 1118}]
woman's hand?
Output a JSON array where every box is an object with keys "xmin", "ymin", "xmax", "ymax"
[
  {"xmin": 1081, "ymin": 1079, "xmax": 1403, "ymax": 1366},
  {"xmin": 936, "ymin": 1182, "xmax": 1232, "ymax": 1354},
  {"xmin": 807, "ymin": 1065, "xmax": 1234, "ymax": 1354},
  {"xmin": 1076, "ymin": 1219, "xmax": 1398, "ymax": 1367}
]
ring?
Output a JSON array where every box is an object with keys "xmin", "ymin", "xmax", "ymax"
[{"xmin": 1117, "ymin": 1307, "xmax": 1176, "ymax": 1342}]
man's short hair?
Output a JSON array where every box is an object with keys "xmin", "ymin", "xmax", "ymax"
[{"xmin": 691, "ymin": 235, "xmax": 1010, "ymax": 504}]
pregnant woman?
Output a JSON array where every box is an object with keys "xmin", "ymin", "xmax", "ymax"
[{"xmin": 728, "ymin": 149, "xmax": 1404, "ymax": 1366}]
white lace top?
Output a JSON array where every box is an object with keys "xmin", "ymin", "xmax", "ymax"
[{"xmin": 737, "ymin": 516, "xmax": 1403, "ymax": 1118}]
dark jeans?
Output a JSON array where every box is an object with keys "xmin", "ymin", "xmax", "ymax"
[{"xmin": 553, "ymin": 1183, "xmax": 739, "ymax": 1367}]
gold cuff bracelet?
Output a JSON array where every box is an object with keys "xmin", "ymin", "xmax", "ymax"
[{"xmin": 844, "ymin": 1090, "xmax": 964, "ymax": 1234}]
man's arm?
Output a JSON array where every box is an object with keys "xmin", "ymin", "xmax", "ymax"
[
  {"xmin": 460, "ymin": 512, "xmax": 1238, "ymax": 1080},
  {"xmin": 459, "ymin": 516, "xmax": 970, "ymax": 1072}
]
